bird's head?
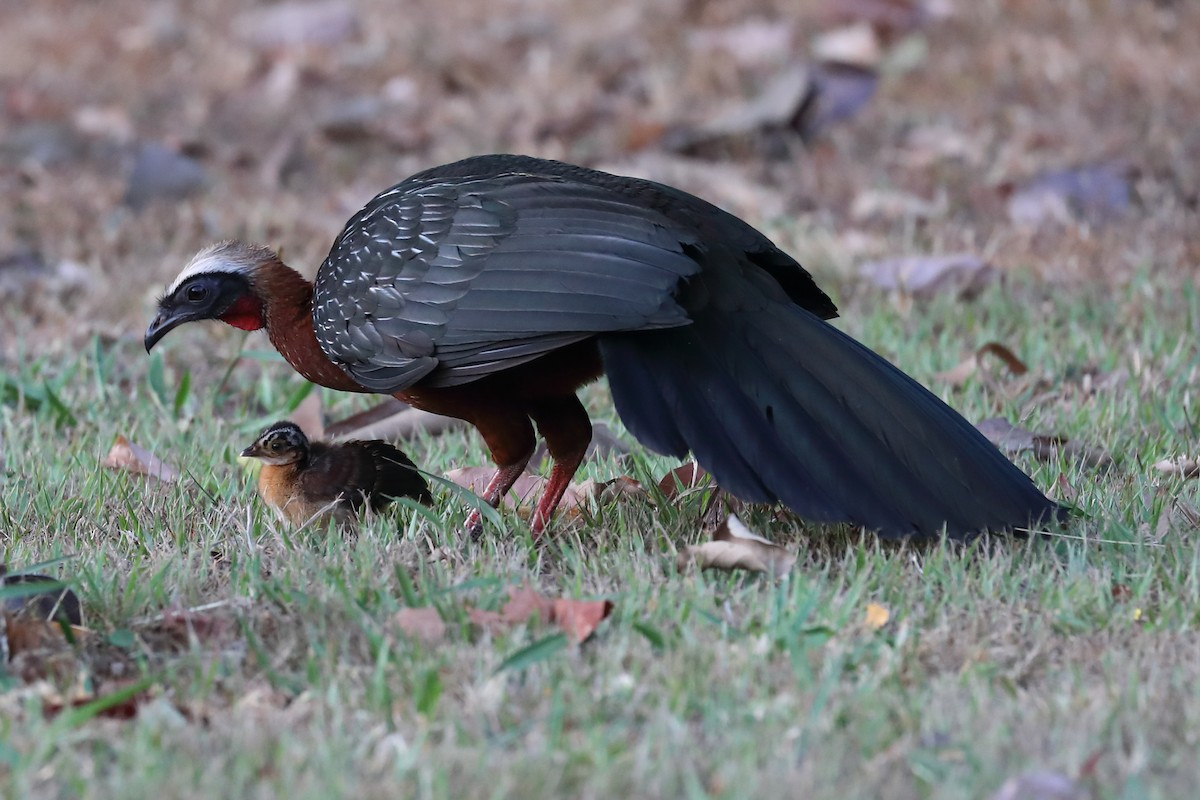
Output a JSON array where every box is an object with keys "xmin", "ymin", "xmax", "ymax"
[
  {"xmin": 240, "ymin": 420, "xmax": 311, "ymax": 466},
  {"xmin": 144, "ymin": 241, "xmax": 278, "ymax": 352}
]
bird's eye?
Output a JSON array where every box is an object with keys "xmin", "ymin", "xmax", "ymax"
[
  {"xmin": 186, "ymin": 284, "xmax": 208, "ymax": 302},
  {"xmin": 269, "ymin": 439, "xmax": 283, "ymax": 450}
]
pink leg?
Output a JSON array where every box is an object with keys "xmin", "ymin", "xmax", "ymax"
[
  {"xmin": 528, "ymin": 396, "xmax": 593, "ymax": 538},
  {"xmin": 530, "ymin": 446, "xmax": 589, "ymax": 537},
  {"xmin": 463, "ymin": 451, "xmax": 534, "ymax": 538}
]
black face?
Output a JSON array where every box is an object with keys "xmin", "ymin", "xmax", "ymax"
[{"xmin": 143, "ymin": 272, "xmax": 253, "ymax": 352}]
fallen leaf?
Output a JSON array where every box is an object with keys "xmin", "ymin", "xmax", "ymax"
[
  {"xmin": 564, "ymin": 475, "xmax": 646, "ymax": 515},
  {"xmin": 864, "ymin": 602, "xmax": 890, "ymax": 630},
  {"xmin": 975, "ymin": 418, "xmax": 1112, "ymax": 471},
  {"xmin": 464, "ymin": 585, "xmax": 615, "ymax": 644},
  {"xmin": 657, "ymin": 462, "xmax": 710, "ymax": 500},
  {"xmin": 288, "ymin": 392, "xmax": 324, "ymax": 440},
  {"xmin": 794, "ymin": 62, "xmax": 879, "ymax": 141},
  {"xmin": 103, "ymin": 434, "xmax": 180, "ymax": 482},
  {"xmin": 551, "ymin": 598, "xmax": 615, "ymax": 645},
  {"xmin": 1006, "ymin": 163, "xmax": 1131, "ymax": 228},
  {"xmin": 677, "ymin": 515, "xmax": 797, "ymax": 579},
  {"xmin": 1153, "ymin": 457, "xmax": 1200, "ymax": 479},
  {"xmin": 859, "ymin": 253, "xmax": 996, "ymax": 300},
  {"xmin": 499, "ymin": 585, "xmax": 556, "ymax": 625},
  {"xmin": 392, "ymin": 607, "xmax": 446, "ymax": 643},
  {"xmin": 936, "ymin": 342, "xmax": 1029, "ymax": 386}
]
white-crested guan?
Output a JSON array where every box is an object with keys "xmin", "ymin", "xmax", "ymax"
[{"xmin": 145, "ymin": 154, "xmax": 1064, "ymax": 538}]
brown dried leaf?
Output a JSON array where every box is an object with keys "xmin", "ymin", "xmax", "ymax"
[
  {"xmin": 392, "ymin": 607, "xmax": 446, "ymax": 643},
  {"xmin": 102, "ymin": 434, "xmax": 179, "ymax": 482},
  {"xmin": 678, "ymin": 515, "xmax": 797, "ymax": 579},
  {"xmin": 657, "ymin": 462, "xmax": 709, "ymax": 500},
  {"xmin": 936, "ymin": 342, "xmax": 1029, "ymax": 386},
  {"xmin": 552, "ymin": 598, "xmax": 614, "ymax": 645},
  {"xmin": 467, "ymin": 586, "xmax": 613, "ymax": 644},
  {"xmin": 976, "ymin": 418, "xmax": 1112, "ymax": 471},
  {"xmin": 1153, "ymin": 457, "xmax": 1200, "ymax": 480},
  {"xmin": 564, "ymin": 475, "xmax": 646, "ymax": 516},
  {"xmin": 499, "ymin": 585, "xmax": 556, "ymax": 625}
]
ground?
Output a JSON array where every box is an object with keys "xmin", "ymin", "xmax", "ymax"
[{"xmin": 1, "ymin": 1, "xmax": 1199, "ymax": 798}]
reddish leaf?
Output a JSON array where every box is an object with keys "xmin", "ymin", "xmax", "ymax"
[
  {"xmin": 102, "ymin": 435, "xmax": 179, "ymax": 482},
  {"xmin": 658, "ymin": 462, "xmax": 709, "ymax": 500},
  {"xmin": 552, "ymin": 599, "xmax": 614, "ymax": 645},
  {"xmin": 499, "ymin": 585, "xmax": 555, "ymax": 625},
  {"xmin": 936, "ymin": 342, "xmax": 1029, "ymax": 386},
  {"xmin": 392, "ymin": 607, "xmax": 446, "ymax": 643}
]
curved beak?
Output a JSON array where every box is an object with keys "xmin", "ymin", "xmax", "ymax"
[
  {"xmin": 144, "ymin": 308, "xmax": 189, "ymax": 352},
  {"xmin": 240, "ymin": 444, "xmax": 262, "ymax": 459}
]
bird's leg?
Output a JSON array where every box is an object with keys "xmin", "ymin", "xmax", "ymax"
[
  {"xmin": 462, "ymin": 408, "xmax": 535, "ymax": 538},
  {"xmin": 528, "ymin": 395, "xmax": 593, "ymax": 537}
]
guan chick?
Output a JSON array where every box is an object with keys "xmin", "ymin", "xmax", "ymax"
[
  {"xmin": 240, "ymin": 421, "xmax": 431, "ymax": 527},
  {"xmin": 148, "ymin": 154, "xmax": 1064, "ymax": 539}
]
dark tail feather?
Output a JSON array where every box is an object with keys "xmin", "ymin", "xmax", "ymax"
[{"xmin": 599, "ymin": 306, "xmax": 1064, "ymax": 539}]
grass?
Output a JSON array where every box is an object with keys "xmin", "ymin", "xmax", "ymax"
[{"xmin": 2, "ymin": 268, "xmax": 1198, "ymax": 799}]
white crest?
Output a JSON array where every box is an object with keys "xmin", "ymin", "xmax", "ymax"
[{"xmin": 166, "ymin": 241, "xmax": 275, "ymax": 295}]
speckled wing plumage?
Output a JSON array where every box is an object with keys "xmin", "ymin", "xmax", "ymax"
[{"xmin": 311, "ymin": 156, "xmax": 730, "ymax": 391}]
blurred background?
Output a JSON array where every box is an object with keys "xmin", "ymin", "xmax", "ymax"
[{"xmin": 0, "ymin": 0, "xmax": 1195, "ymax": 355}]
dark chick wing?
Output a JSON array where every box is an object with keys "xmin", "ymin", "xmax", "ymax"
[
  {"xmin": 311, "ymin": 163, "xmax": 706, "ymax": 392},
  {"xmin": 352, "ymin": 440, "xmax": 432, "ymax": 509},
  {"xmin": 296, "ymin": 443, "xmax": 378, "ymax": 513}
]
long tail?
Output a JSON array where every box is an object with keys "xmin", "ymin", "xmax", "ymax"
[{"xmin": 598, "ymin": 304, "xmax": 1064, "ymax": 539}]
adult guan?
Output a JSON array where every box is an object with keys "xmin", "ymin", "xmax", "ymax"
[{"xmin": 145, "ymin": 154, "xmax": 1063, "ymax": 539}]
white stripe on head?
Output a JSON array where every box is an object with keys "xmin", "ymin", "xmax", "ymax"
[{"xmin": 166, "ymin": 241, "xmax": 277, "ymax": 295}]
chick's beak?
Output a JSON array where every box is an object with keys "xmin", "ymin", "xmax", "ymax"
[{"xmin": 240, "ymin": 444, "xmax": 261, "ymax": 459}]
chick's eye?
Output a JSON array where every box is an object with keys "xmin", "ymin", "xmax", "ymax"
[{"xmin": 186, "ymin": 284, "xmax": 207, "ymax": 302}]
